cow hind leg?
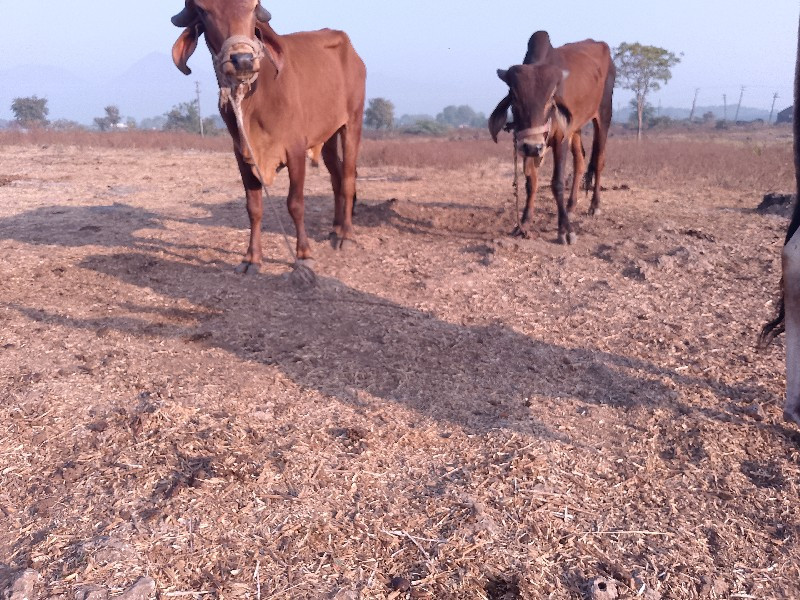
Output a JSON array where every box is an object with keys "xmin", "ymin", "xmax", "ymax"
[
  {"xmin": 567, "ymin": 133, "xmax": 586, "ymax": 213},
  {"xmin": 589, "ymin": 78, "xmax": 614, "ymax": 216},
  {"xmin": 784, "ymin": 231, "xmax": 800, "ymax": 426},
  {"xmin": 321, "ymin": 133, "xmax": 345, "ymax": 242},
  {"xmin": 335, "ymin": 119, "xmax": 362, "ymax": 250}
]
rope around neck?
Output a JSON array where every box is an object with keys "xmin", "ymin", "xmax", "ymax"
[{"xmin": 226, "ymin": 84, "xmax": 317, "ymax": 286}]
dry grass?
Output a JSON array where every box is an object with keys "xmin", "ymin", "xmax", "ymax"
[
  {"xmin": 1, "ymin": 127, "xmax": 792, "ymax": 187},
  {"xmin": 0, "ymin": 130, "xmax": 797, "ymax": 598}
]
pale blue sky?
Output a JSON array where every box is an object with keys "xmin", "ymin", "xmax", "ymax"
[{"xmin": 0, "ymin": 1, "xmax": 798, "ymax": 120}]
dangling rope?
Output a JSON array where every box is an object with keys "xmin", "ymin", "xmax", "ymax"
[
  {"xmin": 512, "ymin": 129, "xmax": 523, "ymax": 235},
  {"xmin": 225, "ymin": 84, "xmax": 317, "ymax": 286}
]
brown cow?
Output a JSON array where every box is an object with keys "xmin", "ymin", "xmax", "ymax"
[
  {"xmin": 761, "ymin": 14, "xmax": 800, "ymax": 426},
  {"xmin": 489, "ymin": 32, "xmax": 614, "ymax": 244},
  {"xmin": 171, "ymin": 0, "xmax": 366, "ymax": 273}
]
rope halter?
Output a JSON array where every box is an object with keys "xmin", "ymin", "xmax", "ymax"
[{"xmin": 213, "ymin": 35, "xmax": 266, "ymax": 89}]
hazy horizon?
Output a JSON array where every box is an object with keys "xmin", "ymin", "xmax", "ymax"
[{"xmin": 1, "ymin": 1, "xmax": 798, "ymax": 123}]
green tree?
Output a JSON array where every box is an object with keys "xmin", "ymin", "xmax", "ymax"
[
  {"xmin": 364, "ymin": 98, "xmax": 395, "ymax": 130},
  {"xmin": 614, "ymin": 42, "xmax": 681, "ymax": 140},
  {"xmin": 94, "ymin": 105, "xmax": 122, "ymax": 131},
  {"xmin": 164, "ymin": 100, "xmax": 202, "ymax": 133},
  {"xmin": 436, "ymin": 105, "xmax": 487, "ymax": 128},
  {"xmin": 11, "ymin": 96, "xmax": 49, "ymax": 128}
]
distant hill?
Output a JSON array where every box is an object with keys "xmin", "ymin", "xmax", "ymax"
[{"xmin": 0, "ymin": 53, "xmax": 220, "ymax": 125}]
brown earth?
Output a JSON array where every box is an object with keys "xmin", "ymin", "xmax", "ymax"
[{"xmin": 0, "ymin": 132, "xmax": 798, "ymax": 599}]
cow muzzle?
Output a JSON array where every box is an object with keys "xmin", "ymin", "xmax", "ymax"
[
  {"xmin": 214, "ymin": 36, "xmax": 265, "ymax": 86},
  {"xmin": 516, "ymin": 121, "xmax": 551, "ymax": 165}
]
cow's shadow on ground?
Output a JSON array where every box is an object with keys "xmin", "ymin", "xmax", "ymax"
[{"xmin": 9, "ymin": 243, "xmax": 781, "ymax": 444}]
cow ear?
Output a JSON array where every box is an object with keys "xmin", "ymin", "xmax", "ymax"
[
  {"xmin": 488, "ymin": 95, "xmax": 512, "ymax": 143},
  {"xmin": 257, "ymin": 23, "xmax": 285, "ymax": 77},
  {"xmin": 496, "ymin": 69, "xmax": 510, "ymax": 84},
  {"xmin": 172, "ymin": 24, "xmax": 203, "ymax": 75}
]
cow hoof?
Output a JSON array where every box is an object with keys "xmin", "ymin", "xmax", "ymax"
[
  {"xmin": 510, "ymin": 226, "xmax": 529, "ymax": 239},
  {"xmin": 589, "ymin": 207, "xmax": 601, "ymax": 217},
  {"xmin": 235, "ymin": 261, "xmax": 261, "ymax": 275},
  {"xmin": 234, "ymin": 260, "xmax": 261, "ymax": 275},
  {"xmin": 784, "ymin": 409, "xmax": 800, "ymax": 428},
  {"xmin": 338, "ymin": 238, "xmax": 358, "ymax": 251},
  {"xmin": 567, "ymin": 232, "xmax": 578, "ymax": 245}
]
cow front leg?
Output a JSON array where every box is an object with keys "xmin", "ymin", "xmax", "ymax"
[
  {"xmin": 783, "ymin": 231, "xmax": 800, "ymax": 426},
  {"xmin": 286, "ymin": 148, "xmax": 312, "ymax": 260},
  {"xmin": 512, "ymin": 158, "xmax": 538, "ymax": 238},
  {"xmin": 552, "ymin": 139, "xmax": 576, "ymax": 245},
  {"xmin": 234, "ymin": 153, "xmax": 264, "ymax": 275}
]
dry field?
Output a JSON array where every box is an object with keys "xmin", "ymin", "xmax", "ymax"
[{"xmin": 0, "ymin": 128, "xmax": 798, "ymax": 599}]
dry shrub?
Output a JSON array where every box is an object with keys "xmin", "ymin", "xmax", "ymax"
[
  {"xmin": 606, "ymin": 135, "xmax": 795, "ymax": 191},
  {"xmin": 0, "ymin": 129, "xmax": 231, "ymax": 152},
  {"xmin": 0, "ymin": 128, "xmax": 793, "ymax": 189},
  {"xmin": 359, "ymin": 138, "xmax": 508, "ymax": 170}
]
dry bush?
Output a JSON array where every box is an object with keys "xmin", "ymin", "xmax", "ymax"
[
  {"xmin": 0, "ymin": 129, "xmax": 231, "ymax": 152},
  {"xmin": 0, "ymin": 128, "xmax": 793, "ymax": 189},
  {"xmin": 360, "ymin": 138, "xmax": 508, "ymax": 170},
  {"xmin": 605, "ymin": 133, "xmax": 795, "ymax": 191}
]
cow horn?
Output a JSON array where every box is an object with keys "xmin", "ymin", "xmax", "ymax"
[
  {"xmin": 171, "ymin": 4, "xmax": 195, "ymax": 27},
  {"xmin": 255, "ymin": 4, "xmax": 272, "ymax": 22}
]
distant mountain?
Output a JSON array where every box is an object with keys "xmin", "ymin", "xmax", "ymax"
[{"xmin": 0, "ymin": 53, "xmax": 220, "ymax": 125}]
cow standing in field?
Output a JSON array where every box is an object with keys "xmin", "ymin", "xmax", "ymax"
[
  {"xmin": 489, "ymin": 32, "xmax": 615, "ymax": 243},
  {"xmin": 171, "ymin": 0, "xmax": 366, "ymax": 273},
  {"xmin": 761, "ymin": 15, "xmax": 800, "ymax": 427}
]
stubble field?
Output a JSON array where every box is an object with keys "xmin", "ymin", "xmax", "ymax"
[{"xmin": 0, "ymin": 127, "xmax": 798, "ymax": 599}]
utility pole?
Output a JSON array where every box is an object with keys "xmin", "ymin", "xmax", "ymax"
[
  {"xmin": 689, "ymin": 88, "xmax": 700, "ymax": 123},
  {"xmin": 734, "ymin": 86, "xmax": 745, "ymax": 123},
  {"xmin": 769, "ymin": 92, "xmax": 779, "ymax": 125},
  {"xmin": 723, "ymin": 94, "xmax": 727, "ymax": 122},
  {"xmin": 196, "ymin": 81, "xmax": 205, "ymax": 137}
]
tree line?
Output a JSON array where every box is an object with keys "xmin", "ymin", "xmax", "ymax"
[
  {"xmin": 364, "ymin": 98, "xmax": 488, "ymax": 133},
  {"xmin": 6, "ymin": 96, "xmax": 225, "ymax": 135},
  {"xmin": 6, "ymin": 42, "xmax": 782, "ymax": 140}
]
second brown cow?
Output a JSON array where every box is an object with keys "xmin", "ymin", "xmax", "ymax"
[{"xmin": 489, "ymin": 31, "xmax": 615, "ymax": 244}]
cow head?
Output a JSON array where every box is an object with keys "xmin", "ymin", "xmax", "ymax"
[
  {"xmin": 171, "ymin": 0, "xmax": 284, "ymax": 86},
  {"xmin": 489, "ymin": 64, "xmax": 571, "ymax": 166}
]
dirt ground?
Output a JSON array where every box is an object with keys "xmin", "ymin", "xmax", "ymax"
[{"xmin": 0, "ymin": 135, "xmax": 798, "ymax": 599}]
